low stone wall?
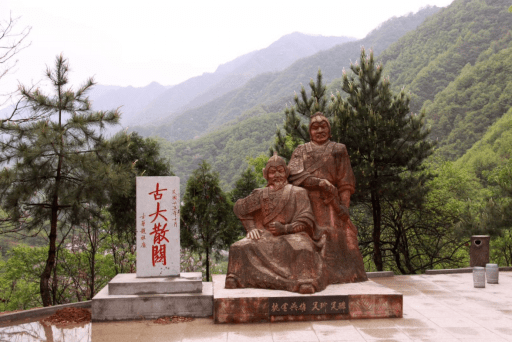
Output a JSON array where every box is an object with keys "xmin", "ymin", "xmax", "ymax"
[
  {"xmin": 425, "ymin": 267, "xmax": 512, "ymax": 275},
  {"xmin": 0, "ymin": 301, "xmax": 91, "ymax": 323}
]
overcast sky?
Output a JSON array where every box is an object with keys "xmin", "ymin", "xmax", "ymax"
[{"xmin": 1, "ymin": 0, "xmax": 453, "ymax": 99}]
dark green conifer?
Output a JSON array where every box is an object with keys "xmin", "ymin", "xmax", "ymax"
[
  {"xmin": 273, "ymin": 69, "xmax": 328, "ymax": 160},
  {"xmin": 331, "ymin": 48, "xmax": 435, "ymax": 271}
]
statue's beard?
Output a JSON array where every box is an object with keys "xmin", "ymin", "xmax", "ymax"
[
  {"xmin": 312, "ymin": 132, "xmax": 329, "ymax": 144},
  {"xmin": 269, "ymin": 177, "xmax": 287, "ymax": 190}
]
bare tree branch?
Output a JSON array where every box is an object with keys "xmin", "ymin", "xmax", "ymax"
[{"xmin": 0, "ymin": 12, "xmax": 31, "ymax": 108}]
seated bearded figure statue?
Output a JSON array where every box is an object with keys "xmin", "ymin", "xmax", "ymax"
[{"xmin": 225, "ymin": 153, "xmax": 327, "ymax": 294}]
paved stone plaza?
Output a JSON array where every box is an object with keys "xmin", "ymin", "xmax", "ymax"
[
  {"xmin": 90, "ymin": 271, "xmax": 511, "ymax": 341},
  {"xmin": 0, "ymin": 271, "xmax": 510, "ymax": 341}
]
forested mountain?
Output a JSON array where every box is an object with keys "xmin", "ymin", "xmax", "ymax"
[
  {"xmin": 130, "ymin": 33, "xmax": 355, "ymax": 125},
  {"xmin": 379, "ymin": 0, "xmax": 511, "ymax": 160},
  {"xmin": 153, "ymin": 0, "xmax": 511, "ymax": 193},
  {"xmin": 426, "ymin": 46, "xmax": 511, "ymax": 159},
  {"xmin": 134, "ymin": 6, "xmax": 441, "ymax": 142},
  {"xmin": 158, "ymin": 111, "xmax": 283, "ymax": 192},
  {"xmin": 454, "ymin": 108, "xmax": 511, "ymax": 184}
]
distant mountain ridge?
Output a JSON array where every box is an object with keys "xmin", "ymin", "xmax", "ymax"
[
  {"xmin": 0, "ymin": 32, "xmax": 354, "ymax": 134},
  {"xmin": 152, "ymin": 0, "xmax": 511, "ymax": 193},
  {"xmin": 134, "ymin": 6, "xmax": 441, "ymax": 142},
  {"xmin": 87, "ymin": 82, "xmax": 171, "ymax": 127},
  {"xmin": 124, "ymin": 32, "xmax": 355, "ymax": 126}
]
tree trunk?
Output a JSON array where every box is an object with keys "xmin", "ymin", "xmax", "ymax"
[
  {"xmin": 40, "ymin": 198, "xmax": 58, "ymax": 307},
  {"xmin": 89, "ymin": 225, "xmax": 96, "ymax": 300},
  {"xmin": 52, "ymin": 252, "xmax": 58, "ymax": 304},
  {"xmin": 41, "ymin": 136, "xmax": 63, "ymax": 307},
  {"xmin": 205, "ymin": 248, "xmax": 210, "ymax": 282},
  {"xmin": 370, "ymin": 189, "xmax": 383, "ymax": 271}
]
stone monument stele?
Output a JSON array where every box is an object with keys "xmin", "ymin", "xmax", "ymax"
[
  {"xmin": 136, "ymin": 176, "xmax": 180, "ymax": 277},
  {"xmin": 92, "ymin": 176, "xmax": 213, "ymax": 321}
]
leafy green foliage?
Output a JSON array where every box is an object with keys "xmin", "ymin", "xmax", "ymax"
[
  {"xmin": 246, "ymin": 153, "xmax": 268, "ymax": 186},
  {"xmin": 229, "ymin": 168, "xmax": 261, "ymax": 204},
  {"xmin": 180, "ymin": 161, "xmax": 238, "ymax": 281},
  {"xmin": 229, "ymin": 167, "xmax": 263, "ymax": 238},
  {"xmin": 450, "ymin": 109, "xmax": 512, "ymax": 264},
  {"xmin": 0, "ymin": 246, "xmax": 45, "ymax": 311},
  {"xmin": 0, "ymin": 241, "xmax": 119, "ymax": 311},
  {"xmin": 454, "ymin": 108, "xmax": 512, "ymax": 184}
]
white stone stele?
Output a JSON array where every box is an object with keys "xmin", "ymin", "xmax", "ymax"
[{"xmin": 136, "ymin": 176, "xmax": 180, "ymax": 277}]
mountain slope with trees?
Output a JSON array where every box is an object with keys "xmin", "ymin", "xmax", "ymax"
[
  {"xmin": 134, "ymin": 6, "xmax": 441, "ymax": 142},
  {"xmin": 131, "ymin": 33, "xmax": 355, "ymax": 125},
  {"xmin": 158, "ymin": 110, "xmax": 283, "ymax": 192},
  {"xmin": 154, "ymin": 0, "xmax": 511, "ymax": 194},
  {"xmin": 426, "ymin": 46, "xmax": 511, "ymax": 159},
  {"xmin": 381, "ymin": 0, "xmax": 511, "ymax": 113}
]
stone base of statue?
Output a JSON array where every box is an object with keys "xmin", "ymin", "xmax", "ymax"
[
  {"xmin": 92, "ymin": 272, "xmax": 213, "ymax": 321},
  {"xmin": 213, "ymin": 274, "xmax": 402, "ymax": 324}
]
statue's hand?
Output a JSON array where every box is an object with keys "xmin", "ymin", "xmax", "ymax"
[
  {"xmin": 268, "ymin": 222, "xmax": 286, "ymax": 236},
  {"xmin": 247, "ymin": 229, "xmax": 261, "ymax": 240},
  {"xmin": 319, "ymin": 179, "xmax": 337, "ymax": 195},
  {"xmin": 338, "ymin": 204, "xmax": 350, "ymax": 221}
]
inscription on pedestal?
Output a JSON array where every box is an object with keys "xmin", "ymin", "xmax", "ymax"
[{"xmin": 269, "ymin": 295, "xmax": 349, "ymax": 316}]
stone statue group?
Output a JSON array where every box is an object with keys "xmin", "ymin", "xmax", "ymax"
[{"xmin": 225, "ymin": 112, "xmax": 367, "ymax": 294}]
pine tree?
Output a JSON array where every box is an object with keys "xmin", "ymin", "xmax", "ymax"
[
  {"xmin": 331, "ymin": 48, "xmax": 435, "ymax": 271},
  {"xmin": 180, "ymin": 161, "xmax": 238, "ymax": 281},
  {"xmin": 273, "ymin": 69, "xmax": 328, "ymax": 160},
  {"xmin": 0, "ymin": 55, "xmax": 127, "ymax": 306}
]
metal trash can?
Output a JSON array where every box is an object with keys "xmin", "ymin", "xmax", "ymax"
[
  {"xmin": 486, "ymin": 263, "xmax": 499, "ymax": 284},
  {"xmin": 470, "ymin": 235, "xmax": 490, "ymax": 267},
  {"xmin": 473, "ymin": 267, "xmax": 486, "ymax": 288}
]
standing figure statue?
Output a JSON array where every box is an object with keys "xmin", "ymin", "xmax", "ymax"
[
  {"xmin": 288, "ymin": 112, "xmax": 367, "ymax": 284},
  {"xmin": 225, "ymin": 153, "xmax": 328, "ymax": 294}
]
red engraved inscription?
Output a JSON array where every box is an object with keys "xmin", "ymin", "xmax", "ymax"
[
  {"xmin": 150, "ymin": 222, "xmax": 169, "ymax": 244},
  {"xmin": 152, "ymin": 244, "xmax": 166, "ymax": 266},
  {"xmin": 148, "ymin": 183, "xmax": 168, "ymax": 200},
  {"xmin": 149, "ymin": 202, "xmax": 167, "ymax": 223}
]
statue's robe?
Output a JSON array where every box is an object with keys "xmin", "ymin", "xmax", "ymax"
[
  {"xmin": 226, "ymin": 184, "xmax": 327, "ymax": 293},
  {"xmin": 289, "ymin": 141, "xmax": 367, "ymax": 283}
]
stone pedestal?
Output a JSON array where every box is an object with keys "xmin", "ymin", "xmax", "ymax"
[
  {"xmin": 92, "ymin": 272, "xmax": 213, "ymax": 321},
  {"xmin": 212, "ymin": 275, "xmax": 402, "ymax": 324}
]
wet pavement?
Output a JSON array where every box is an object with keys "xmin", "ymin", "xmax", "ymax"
[{"xmin": 0, "ymin": 272, "xmax": 511, "ymax": 341}]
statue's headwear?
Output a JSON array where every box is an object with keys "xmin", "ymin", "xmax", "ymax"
[
  {"xmin": 263, "ymin": 152, "xmax": 289, "ymax": 180},
  {"xmin": 309, "ymin": 112, "xmax": 331, "ymax": 134}
]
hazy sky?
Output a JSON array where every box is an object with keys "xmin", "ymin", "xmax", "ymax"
[{"xmin": 1, "ymin": 0, "xmax": 454, "ymax": 98}]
